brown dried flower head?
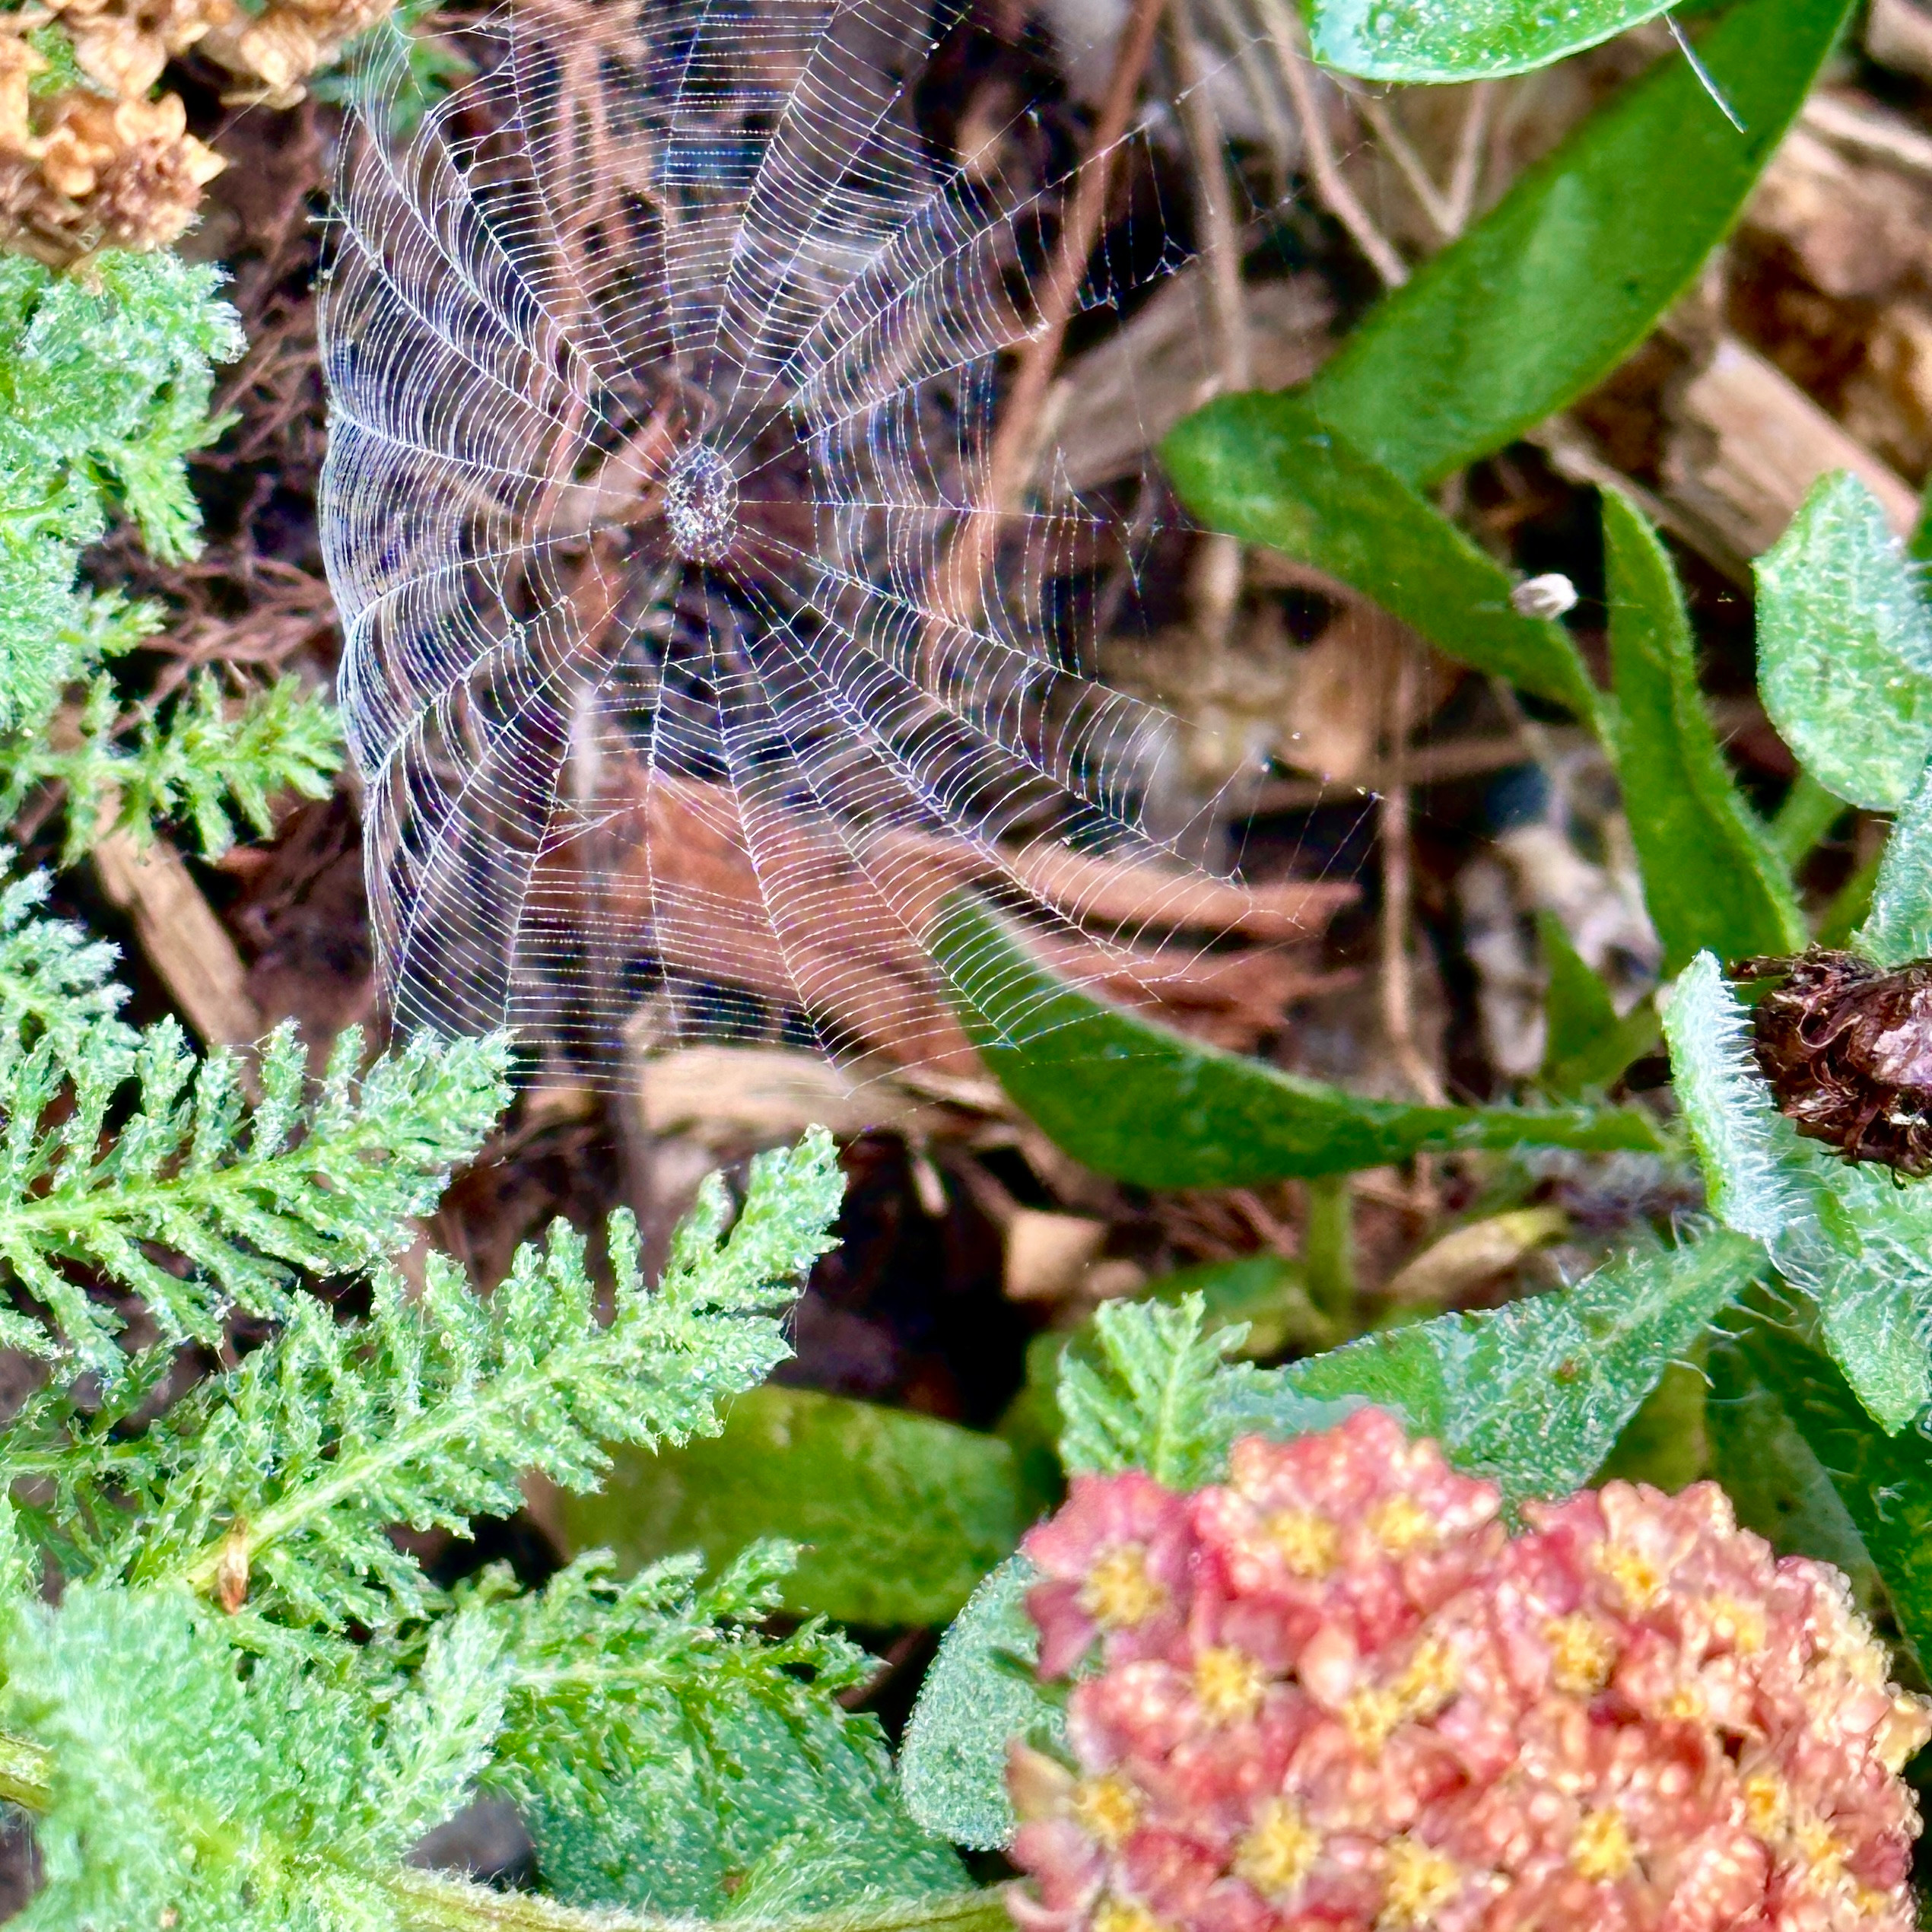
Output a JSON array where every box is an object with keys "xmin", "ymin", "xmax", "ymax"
[
  {"xmin": 1009, "ymin": 1409, "xmax": 1930, "ymax": 1932},
  {"xmin": 1735, "ymin": 948, "xmax": 1932, "ymax": 1177}
]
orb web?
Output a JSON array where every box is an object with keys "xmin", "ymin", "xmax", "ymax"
[{"xmin": 319, "ymin": 0, "xmax": 1346, "ymax": 1082}]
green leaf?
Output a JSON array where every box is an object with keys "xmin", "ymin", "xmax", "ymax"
[
  {"xmin": 1858, "ymin": 756, "xmax": 1932, "ymax": 968},
  {"xmin": 0, "ymin": 1021, "xmax": 510, "ymax": 1365},
  {"xmin": 1159, "ymin": 392, "xmax": 1600, "ymax": 720},
  {"xmin": 0, "ymin": 672, "xmax": 345, "ymax": 866},
  {"xmin": 485, "ymin": 1546, "xmax": 964, "ymax": 1913},
  {"xmin": 1308, "ymin": 0, "xmax": 1674, "ymax": 81},
  {"xmin": 1663, "ymin": 952, "xmax": 1932, "ymax": 1432},
  {"xmin": 933, "ymin": 895, "xmax": 1663, "ymax": 1187},
  {"xmin": 1705, "ymin": 1327, "xmax": 1882, "ymax": 1616},
  {"xmin": 4, "ymin": 1584, "xmax": 502, "ymax": 1932},
  {"xmin": 1755, "ymin": 472, "xmax": 1932, "ymax": 813},
  {"xmin": 1724, "ymin": 1309, "xmax": 1932, "ymax": 1673},
  {"xmin": 1246, "ymin": 1229, "xmax": 1767, "ymax": 1501},
  {"xmin": 1537, "ymin": 910, "xmax": 1656, "ymax": 1098},
  {"xmin": 1604, "ymin": 490, "xmax": 1805, "ymax": 974},
  {"xmin": 560, "ymin": 1385, "xmax": 1028, "ymax": 1628},
  {"xmin": 900, "ymin": 1555, "xmax": 1061, "ymax": 1851},
  {"xmin": 1298, "ymin": 0, "xmax": 1854, "ymax": 485},
  {"xmin": 1056, "ymin": 1294, "xmax": 1260, "ymax": 1492},
  {"xmin": 1767, "ymin": 771, "xmax": 1848, "ymax": 870},
  {"xmin": 8, "ymin": 1133, "xmax": 842, "ymax": 1631}
]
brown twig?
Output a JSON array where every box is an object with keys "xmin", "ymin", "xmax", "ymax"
[
  {"xmin": 1248, "ymin": 0, "xmax": 1408, "ymax": 288},
  {"xmin": 940, "ymin": 0, "xmax": 1171, "ymax": 631},
  {"xmin": 1171, "ymin": 4, "xmax": 1251, "ymax": 659}
]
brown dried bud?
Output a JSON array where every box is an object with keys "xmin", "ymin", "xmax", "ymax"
[
  {"xmin": 199, "ymin": 0, "xmax": 392, "ymax": 106},
  {"xmin": 1736, "ymin": 948, "xmax": 1932, "ymax": 1176}
]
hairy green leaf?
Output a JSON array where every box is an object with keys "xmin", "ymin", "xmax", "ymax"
[
  {"xmin": 563, "ymin": 1384, "xmax": 1028, "ymax": 1627},
  {"xmin": 1605, "ymin": 491, "xmax": 1804, "ymax": 974},
  {"xmin": 1251, "ymin": 1229, "xmax": 1766, "ymax": 1501},
  {"xmin": 900, "ymin": 1555, "xmax": 1060, "ymax": 1852},
  {"xmin": 1724, "ymin": 1309, "xmax": 1932, "ymax": 1673},
  {"xmin": 1308, "ymin": 0, "xmax": 1673, "ymax": 80},
  {"xmin": 485, "ymin": 1545, "xmax": 963, "ymax": 1913},
  {"xmin": 1755, "ymin": 472, "xmax": 1932, "ymax": 813},
  {"xmin": 1298, "ymin": 0, "xmax": 1853, "ymax": 485},
  {"xmin": 1665, "ymin": 952, "xmax": 1932, "ymax": 1431},
  {"xmin": 934, "ymin": 895, "xmax": 1662, "ymax": 1187},
  {"xmin": 1159, "ymin": 392, "xmax": 1600, "ymax": 719},
  {"xmin": 1857, "ymin": 756, "xmax": 1932, "ymax": 968}
]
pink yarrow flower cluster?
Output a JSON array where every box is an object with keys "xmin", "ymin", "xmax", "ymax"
[{"xmin": 1008, "ymin": 1409, "xmax": 1930, "ymax": 1932}]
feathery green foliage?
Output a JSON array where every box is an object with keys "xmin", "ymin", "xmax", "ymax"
[
  {"xmin": 0, "ymin": 252, "xmax": 238, "ymax": 732},
  {"xmin": 0, "ymin": 1111, "xmax": 974, "ymax": 1931},
  {"xmin": 0, "ymin": 251, "xmax": 340, "ymax": 860},
  {"xmin": 0, "ymin": 1017, "xmax": 511, "ymax": 1363},
  {"xmin": 483, "ymin": 1542, "xmax": 962, "ymax": 1912},
  {"xmin": 2, "ymin": 672, "xmax": 344, "ymax": 864},
  {"xmin": 1, "ymin": 1154, "xmax": 829, "ymax": 1626}
]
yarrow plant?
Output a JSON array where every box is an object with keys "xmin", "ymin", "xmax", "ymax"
[{"xmin": 1007, "ymin": 1410, "xmax": 1930, "ymax": 1932}]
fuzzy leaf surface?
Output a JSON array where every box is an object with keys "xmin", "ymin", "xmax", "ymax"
[
  {"xmin": 900, "ymin": 1555, "xmax": 1058, "ymax": 1852},
  {"xmin": 1605, "ymin": 491, "xmax": 1804, "ymax": 974},
  {"xmin": 1755, "ymin": 472, "xmax": 1932, "ymax": 812},
  {"xmin": 1665, "ymin": 952, "xmax": 1932, "ymax": 1430},
  {"xmin": 486, "ymin": 1544, "xmax": 964, "ymax": 1913},
  {"xmin": 1252, "ymin": 1230, "xmax": 1766, "ymax": 1501}
]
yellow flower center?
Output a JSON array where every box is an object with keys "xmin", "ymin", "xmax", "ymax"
[
  {"xmin": 1544, "ymin": 1613, "xmax": 1617, "ymax": 1695},
  {"xmin": 1367, "ymin": 1495, "xmax": 1437, "ymax": 1557},
  {"xmin": 1072, "ymin": 1775, "xmax": 1140, "ymax": 1848},
  {"xmin": 1342, "ymin": 1638, "xmax": 1459, "ymax": 1758},
  {"xmin": 1265, "ymin": 1508, "xmax": 1340, "ymax": 1578},
  {"xmin": 1380, "ymin": 1838, "xmax": 1460, "ymax": 1927},
  {"xmin": 1079, "ymin": 1545, "xmax": 1166, "ymax": 1630},
  {"xmin": 1193, "ymin": 1646, "xmax": 1268, "ymax": 1724},
  {"xmin": 1092, "ymin": 1899, "xmax": 1168, "ymax": 1932},
  {"xmin": 1743, "ymin": 1772, "xmax": 1789, "ymax": 1842},
  {"xmin": 1233, "ymin": 1798, "xmax": 1320, "ymax": 1900},
  {"xmin": 1705, "ymin": 1594, "xmax": 1765, "ymax": 1654},
  {"xmin": 1571, "ymin": 1808, "xmax": 1635, "ymax": 1883},
  {"xmin": 1596, "ymin": 1542, "xmax": 1663, "ymax": 1611}
]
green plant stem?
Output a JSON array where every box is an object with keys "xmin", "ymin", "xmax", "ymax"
[
  {"xmin": 392, "ymin": 1871, "xmax": 1012, "ymax": 1932},
  {"xmin": 0, "ymin": 1728, "xmax": 51, "ymax": 1811},
  {"xmin": 1768, "ymin": 771, "xmax": 1846, "ymax": 870},
  {"xmin": 1302, "ymin": 1175, "xmax": 1356, "ymax": 1322},
  {"xmin": 1818, "ymin": 850, "xmax": 1883, "ymax": 949},
  {"xmin": 0, "ymin": 1730, "xmax": 1009, "ymax": 1932}
]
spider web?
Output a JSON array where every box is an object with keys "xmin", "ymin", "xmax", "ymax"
[{"xmin": 321, "ymin": 0, "xmax": 1343, "ymax": 1080}]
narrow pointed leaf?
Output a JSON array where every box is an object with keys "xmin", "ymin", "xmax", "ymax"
[
  {"xmin": 1301, "ymin": 0, "xmax": 1854, "ymax": 485},
  {"xmin": 1160, "ymin": 393, "xmax": 1600, "ymax": 720},
  {"xmin": 1309, "ymin": 0, "xmax": 1675, "ymax": 81},
  {"xmin": 1605, "ymin": 491, "xmax": 1805, "ymax": 974},
  {"xmin": 931, "ymin": 897, "xmax": 1662, "ymax": 1187}
]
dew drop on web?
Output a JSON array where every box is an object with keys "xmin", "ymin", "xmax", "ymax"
[{"xmin": 663, "ymin": 443, "xmax": 737, "ymax": 565}]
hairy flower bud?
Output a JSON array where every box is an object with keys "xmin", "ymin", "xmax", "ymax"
[{"xmin": 1009, "ymin": 1409, "xmax": 1930, "ymax": 1932}]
